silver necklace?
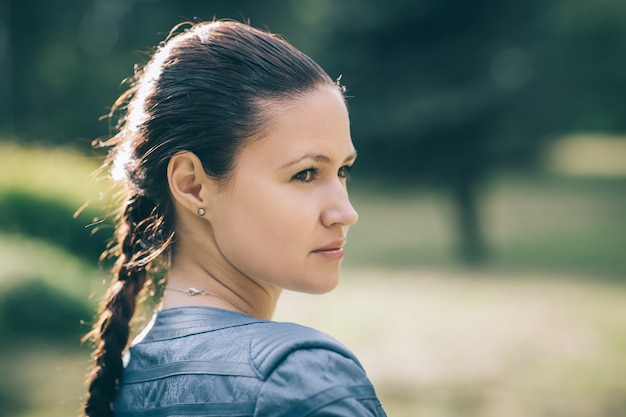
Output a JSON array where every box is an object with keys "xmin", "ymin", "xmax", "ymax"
[{"xmin": 166, "ymin": 286, "xmax": 252, "ymax": 316}]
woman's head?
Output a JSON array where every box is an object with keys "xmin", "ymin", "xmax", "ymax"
[
  {"xmin": 108, "ymin": 20, "xmax": 342, "ymax": 268},
  {"xmin": 169, "ymin": 85, "xmax": 358, "ymax": 297},
  {"xmin": 85, "ymin": 20, "xmax": 350, "ymax": 417}
]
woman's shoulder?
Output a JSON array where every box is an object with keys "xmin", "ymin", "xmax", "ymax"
[
  {"xmin": 123, "ymin": 309, "xmax": 386, "ymax": 415},
  {"xmin": 132, "ymin": 307, "xmax": 363, "ymax": 377},
  {"xmin": 247, "ymin": 320, "xmax": 362, "ymax": 378},
  {"xmin": 132, "ymin": 308, "xmax": 360, "ymax": 372},
  {"xmin": 251, "ymin": 322, "xmax": 387, "ymax": 416}
]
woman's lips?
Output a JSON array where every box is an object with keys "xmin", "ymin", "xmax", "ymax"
[{"xmin": 311, "ymin": 243, "xmax": 345, "ymax": 261}]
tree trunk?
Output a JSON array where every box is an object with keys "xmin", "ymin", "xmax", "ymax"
[
  {"xmin": 451, "ymin": 178, "xmax": 487, "ymax": 265},
  {"xmin": 0, "ymin": 0, "xmax": 12, "ymax": 135}
]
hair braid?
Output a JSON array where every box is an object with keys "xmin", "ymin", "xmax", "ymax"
[
  {"xmin": 83, "ymin": 20, "xmax": 340, "ymax": 416},
  {"xmin": 84, "ymin": 194, "xmax": 171, "ymax": 416}
]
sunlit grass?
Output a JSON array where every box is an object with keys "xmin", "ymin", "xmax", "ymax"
[
  {"xmin": 483, "ymin": 175, "xmax": 626, "ymax": 275},
  {"xmin": 0, "ymin": 344, "xmax": 90, "ymax": 417},
  {"xmin": 346, "ymin": 175, "xmax": 626, "ymax": 275},
  {"xmin": 276, "ymin": 268, "xmax": 626, "ymax": 417},
  {"xmin": 546, "ymin": 133, "xmax": 626, "ymax": 177},
  {"xmin": 0, "ymin": 234, "xmax": 106, "ymax": 301},
  {"xmin": 0, "ymin": 141, "xmax": 114, "ymax": 265},
  {"xmin": 0, "ymin": 142, "xmax": 106, "ymax": 203},
  {"xmin": 4, "ymin": 266, "xmax": 626, "ymax": 417}
]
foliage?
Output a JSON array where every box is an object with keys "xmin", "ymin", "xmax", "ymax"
[
  {"xmin": 0, "ymin": 142, "xmax": 111, "ymax": 264},
  {"xmin": 0, "ymin": 142, "xmax": 108, "ymax": 343},
  {"xmin": 4, "ymin": 0, "xmax": 626, "ymax": 153},
  {"xmin": 0, "ymin": 279, "xmax": 93, "ymax": 341},
  {"xmin": 0, "ymin": 189, "xmax": 108, "ymax": 262},
  {"xmin": 306, "ymin": 0, "xmax": 626, "ymax": 262},
  {"xmin": 1, "ymin": 0, "xmax": 317, "ymax": 144},
  {"xmin": 0, "ymin": 381, "xmax": 26, "ymax": 417},
  {"xmin": 4, "ymin": 0, "xmax": 626, "ymax": 263}
]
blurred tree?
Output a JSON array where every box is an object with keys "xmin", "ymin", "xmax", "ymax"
[
  {"xmin": 303, "ymin": 0, "xmax": 626, "ymax": 263},
  {"xmin": 291, "ymin": 0, "xmax": 544, "ymax": 263},
  {"xmin": 1, "ymin": 0, "xmax": 314, "ymax": 145},
  {"xmin": 0, "ymin": 279, "xmax": 92, "ymax": 340},
  {"xmin": 2, "ymin": 0, "xmax": 626, "ymax": 263},
  {"xmin": 5, "ymin": 0, "xmax": 89, "ymax": 143},
  {"xmin": 0, "ymin": 0, "xmax": 11, "ymax": 138}
]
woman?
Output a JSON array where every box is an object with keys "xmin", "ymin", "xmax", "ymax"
[{"xmin": 84, "ymin": 20, "xmax": 387, "ymax": 417}]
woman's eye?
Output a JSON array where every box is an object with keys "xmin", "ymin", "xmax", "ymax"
[
  {"xmin": 338, "ymin": 165, "xmax": 353, "ymax": 180},
  {"xmin": 292, "ymin": 168, "xmax": 319, "ymax": 183}
]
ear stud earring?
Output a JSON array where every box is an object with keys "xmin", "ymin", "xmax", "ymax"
[{"xmin": 197, "ymin": 208, "xmax": 206, "ymax": 217}]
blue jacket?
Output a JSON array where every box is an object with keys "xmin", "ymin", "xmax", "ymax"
[{"xmin": 114, "ymin": 306, "xmax": 387, "ymax": 416}]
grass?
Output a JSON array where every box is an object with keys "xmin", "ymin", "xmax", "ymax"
[
  {"xmin": 0, "ymin": 142, "xmax": 105, "ymax": 209},
  {"xmin": 2, "ymin": 267, "xmax": 625, "ymax": 417},
  {"xmin": 1, "ymin": 142, "xmax": 626, "ymax": 416},
  {"xmin": 0, "ymin": 234, "xmax": 106, "ymax": 302},
  {"xmin": 0, "ymin": 142, "xmax": 113, "ymax": 262},
  {"xmin": 276, "ymin": 268, "xmax": 626, "ymax": 417},
  {"xmin": 346, "ymin": 175, "xmax": 626, "ymax": 276},
  {"xmin": 0, "ymin": 343, "xmax": 91, "ymax": 417}
]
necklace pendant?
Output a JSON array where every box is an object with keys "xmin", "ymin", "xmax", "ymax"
[
  {"xmin": 187, "ymin": 287, "xmax": 206, "ymax": 296},
  {"xmin": 166, "ymin": 286, "xmax": 252, "ymax": 316}
]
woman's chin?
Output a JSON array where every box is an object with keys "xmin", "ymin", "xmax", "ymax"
[{"xmin": 298, "ymin": 273, "xmax": 340, "ymax": 295}]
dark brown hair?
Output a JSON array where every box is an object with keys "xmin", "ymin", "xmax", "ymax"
[{"xmin": 83, "ymin": 20, "xmax": 340, "ymax": 417}]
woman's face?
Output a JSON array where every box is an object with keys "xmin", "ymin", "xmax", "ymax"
[{"xmin": 208, "ymin": 86, "xmax": 358, "ymax": 294}]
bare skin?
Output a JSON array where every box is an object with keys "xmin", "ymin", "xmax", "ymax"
[{"xmin": 162, "ymin": 86, "xmax": 358, "ymax": 319}]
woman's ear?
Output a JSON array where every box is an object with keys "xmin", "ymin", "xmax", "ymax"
[{"xmin": 167, "ymin": 151, "xmax": 215, "ymax": 217}]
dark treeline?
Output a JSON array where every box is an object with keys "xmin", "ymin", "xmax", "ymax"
[{"xmin": 2, "ymin": 0, "xmax": 625, "ymax": 263}]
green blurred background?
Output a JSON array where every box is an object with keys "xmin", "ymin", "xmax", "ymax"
[{"xmin": 1, "ymin": 1, "xmax": 625, "ymax": 416}]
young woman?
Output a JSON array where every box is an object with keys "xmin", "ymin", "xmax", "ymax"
[{"xmin": 84, "ymin": 20, "xmax": 387, "ymax": 417}]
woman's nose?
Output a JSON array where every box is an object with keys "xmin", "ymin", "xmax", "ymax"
[{"xmin": 321, "ymin": 186, "xmax": 359, "ymax": 228}]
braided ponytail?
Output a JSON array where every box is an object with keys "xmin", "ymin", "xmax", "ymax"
[
  {"xmin": 84, "ymin": 194, "xmax": 173, "ymax": 416},
  {"xmin": 82, "ymin": 20, "xmax": 340, "ymax": 416}
]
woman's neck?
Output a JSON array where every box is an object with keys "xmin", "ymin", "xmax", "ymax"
[{"xmin": 163, "ymin": 255, "xmax": 281, "ymax": 320}]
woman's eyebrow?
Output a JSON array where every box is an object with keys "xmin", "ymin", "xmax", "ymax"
[{"xmin": 279, "ymin": 151, "xmax": 357, "ymax": 170}]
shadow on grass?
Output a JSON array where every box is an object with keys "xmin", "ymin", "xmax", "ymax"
[
  {"xmin": 0, "ymin": 278, "xmax": 93, "ymax": 416},
  {"xmin": 0, "ymin": 279, "xmax": 93, "ymax": 343},
  {"xmin": 0, "ymin": 379, "xmax": 28, "ymax": 417},
  {"xmin": 0, "ymin": 189, "xmax": 111, "ymax": 265}
]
